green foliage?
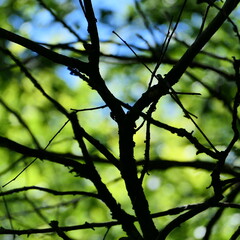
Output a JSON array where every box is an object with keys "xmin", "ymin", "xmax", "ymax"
[{"xmin": 0, "ymin": 0, "xmax": 239, "ymax": 239}]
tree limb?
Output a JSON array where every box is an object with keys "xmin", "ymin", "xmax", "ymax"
[{"xmin": 0, "ymin": 28, "xmax": 90, "ymax": 75}]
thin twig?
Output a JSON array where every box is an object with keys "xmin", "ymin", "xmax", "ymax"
[
  {"xmin": 0, "ymin": 47, "xmax": 69, "ymax": 116},
  {"xmin": 70, "ymin": 104, "xmax": 107, "ymax": 112},
  {"xmin": 204, "ymin": 183, "xmax": 240, "ymax": 240},
  {"xmin": 37, "ymin": 0, "xmax": 83, "ymax": 42},
  {"xmin": 197, "ymin": 4, "xmax": 211, "ymax": 37},
  {"xmin": 2, "ymin": 120, "xmax": 70, "ymax": 187},
  {"xmin": 134, "ymin": 0, "xmax": 158, "ymax": 45},
  {"xmin": 114, "ymin": 27, "xmax": 218, "ymax": 152},
  {"xmin": 152, "ymin": 0, "xmax": 188, "ymax": 75},
  {"xmin": 0, "ymin": 98, "xmax": 41, "ymax": 148},
  {"xmin": 139, "ymin": 101, "xmax": 157, "ymax": 183},
  {"xmin": 0, "ymin": 187, "xmax": 15, "ymax": 239},
  {"xmin": 0, "ymin": 186, "xmax": 99, "ymax": 198},
  {"xmin": 148, "ymin": 19, "xmax": 172, "ymax": 88},
  {"xmin": 119, "ymin": 99, "xmax": 218, "ymax": 158},
  {"xmin": 24, "ymin": 194, "xmax": 49, "ymax": 224},
  {"xmin": 113, "ymin": 31, "xmax": 153, "ymax": 74}
]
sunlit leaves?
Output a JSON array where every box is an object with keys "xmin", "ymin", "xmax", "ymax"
[{"xmin": 0, "ymin": 0, "xmax": 240, "ymax": 239}]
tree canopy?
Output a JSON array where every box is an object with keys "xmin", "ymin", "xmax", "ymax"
[{"xmin": 0, "ymin": 0, "xmax": 240, "ymax": 239}]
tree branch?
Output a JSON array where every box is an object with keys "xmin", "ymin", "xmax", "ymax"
[
  {"xmin": 0, "ymin": 136, "xmax": 89, "ymax": 179},
  {"xmin": 130, "ymin": 0, "xmax": 240, "ymax": 119},
  {"xmin": 0, "ymin": 28, "xmax": 90, "ymax": 75},
  {"xmin": 0, "ymin": 186, "xmax": 99, "ymax": 198}
]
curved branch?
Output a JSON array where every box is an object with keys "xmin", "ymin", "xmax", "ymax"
[
  {"xmin": 130, "ymin": 0, "xmax": 240, "ymax": 119},
  {"xmin": 0, "ymin": 28, "xmax": 90, "ymax": 75},
  {"xmin": 0, "ymin": 136, "xmax": 89, "ymax": 178},
  {"xmin": 0, "ymin": 221, "xmax": 119, "ymax": 236},
  {"xmin": 142, "ymin": 159, "xmax": 240, "ymax": 177},
  {"xmin": 0, "ymin": 186, "xmax": 99, "ymax": 198}
]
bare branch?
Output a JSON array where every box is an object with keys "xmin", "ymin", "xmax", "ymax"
[
  {"xmin": 0, "ymin": 186, "xmax": 99, "ymax": 198},
  {"xmin": 0, "ymin": 98, "xmax": 41, "ymax": 148},
  {"xmin": 0, "ymin": 28, "xmax": 90, "ymax": 75},
  {"xmin": 0, "ymin": 136, "xmax": 89, "ymax": 179},
  {"xmin": 130, "ymin": 0, "xmax": 240, "ymax": 119}
]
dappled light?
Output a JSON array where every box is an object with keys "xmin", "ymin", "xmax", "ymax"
[{"xmin": 0, "ymin": 0, "xmax": 240, "ymax": 239}]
